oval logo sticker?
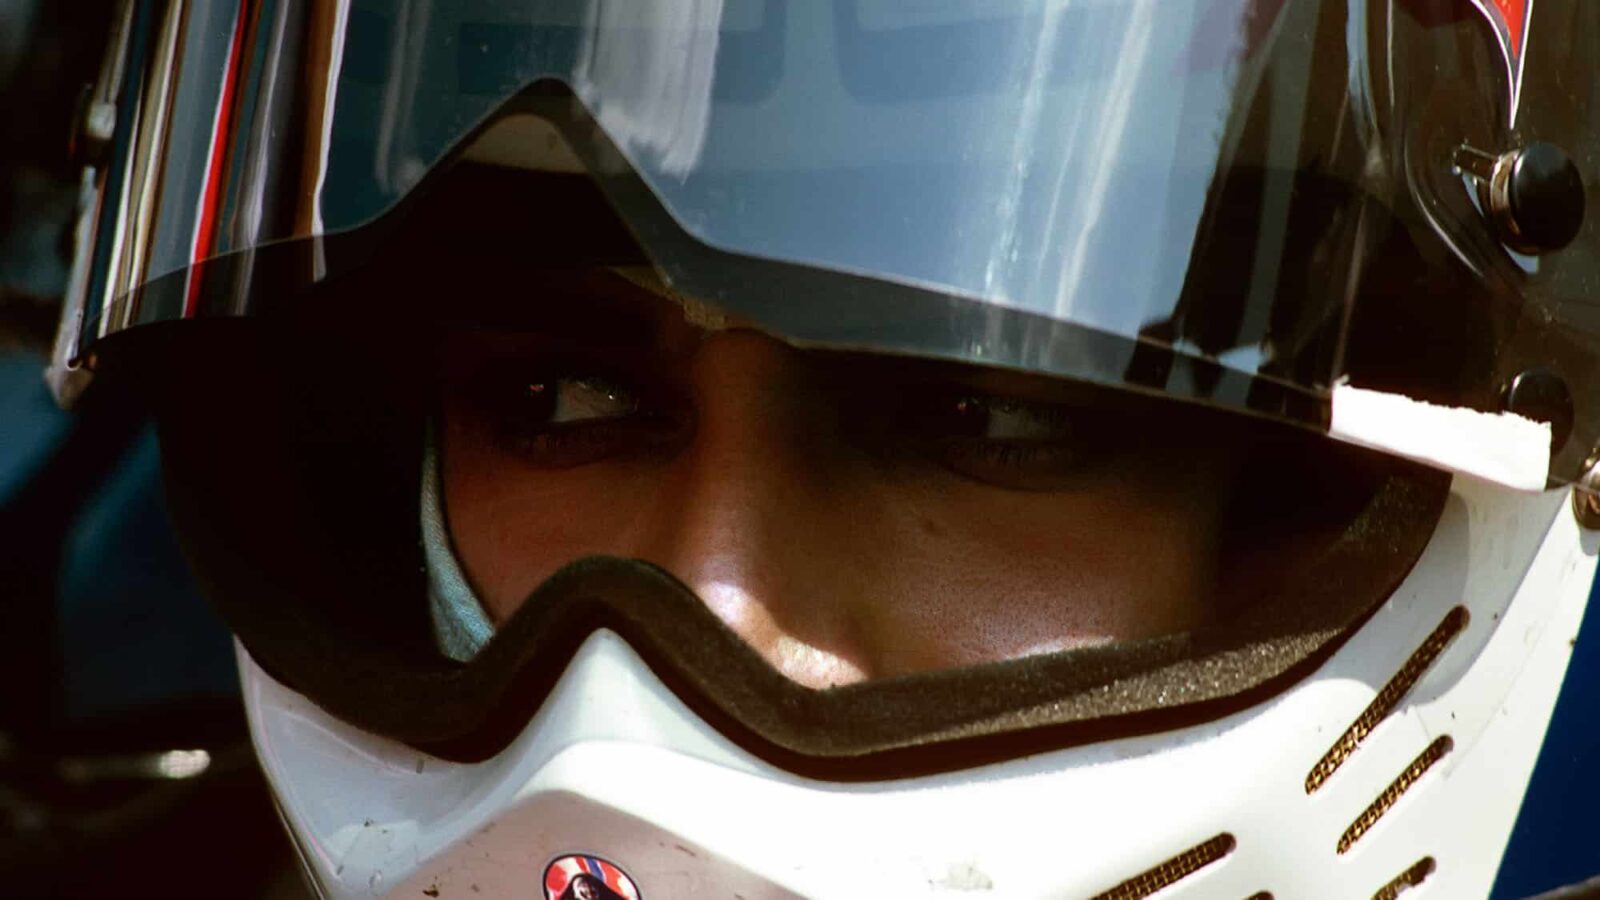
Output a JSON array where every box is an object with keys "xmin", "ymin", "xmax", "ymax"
[{"xmin": 543, "ymin": 855, "xmax": 641, "ymax": 900}]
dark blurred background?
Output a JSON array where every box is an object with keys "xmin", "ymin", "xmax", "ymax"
[
  {"xmin": 0, "ymin": 2, "xmax": 1593, "ymax": 898},
  {"xmin": 0, "ymin": 0, "xmax": 302, "ymax": 894}
]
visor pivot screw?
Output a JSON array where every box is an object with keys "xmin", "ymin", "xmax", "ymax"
[
  {"xmin": 1573, "ymin": 453, "xmax": 1600, "ymax": 530},
  {"xmin": 1502, "ymin": 366, "xmax": 1573, "ymax": 453},
  {"xmin": 1457, "ymin": 143, "xmax": 1586, "ymax": 254}
]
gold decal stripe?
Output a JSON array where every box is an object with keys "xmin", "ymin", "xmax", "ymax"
[
  {"xmin": 1372, "ymin": 856, "xmax": 1436, "ymax": 900},
  {"xmin": 1089, "ymin": 833, "xmax": 1237, "ymax": 900},
  {"xmin": 1306, "ymin": 607, "xmax": 1468, "ymax": 794},
  {"xmin": 1337, "ymin": 736, "xmax": 1453, "ymax": 854}
]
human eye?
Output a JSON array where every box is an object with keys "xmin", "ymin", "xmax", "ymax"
[
  {"xmin": 474, "ymin": 367, "xmax": 686, "ymax": 468},
  {"xmin": 530, "ymin": 375, "xmax": 639, "ymax": 425},
  {"xmin": 903, "ymin": 390, "xmax": 1106, "ymax": 490}
]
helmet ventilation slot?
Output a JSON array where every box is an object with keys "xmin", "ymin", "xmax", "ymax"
[
  {"xmin": 1306, "ymin": 606, "xmax": 1469, "ymax": 793},
  {"xmin": 1371, "ymin": 856, "xmax": 1436, "ymax": 900},
  {"xmin": 1337, "ymin": 735, "xmax": 1454, "ymax": 854},
  {"xmin": 1087, "ymin": 833, "xmax": 1236, "ymax": 900}
]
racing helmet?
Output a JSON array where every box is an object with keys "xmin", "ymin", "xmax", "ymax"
[{"xmin": 52, "ymin": 0, "xmax": 1600, "ymax": 896}]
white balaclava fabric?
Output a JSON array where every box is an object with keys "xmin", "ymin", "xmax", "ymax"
[{"xmin": 422, "ymin": 428, "xmax": 495, "ymax": 662}]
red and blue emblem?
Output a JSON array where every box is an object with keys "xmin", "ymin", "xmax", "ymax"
[
  {"xmin": 1464, "ymin": 0, "xmax": 1534, "ymax": 124},
  {"xmin": 543, "ymin": 854, "xmax": 641, "ymax": 900}
]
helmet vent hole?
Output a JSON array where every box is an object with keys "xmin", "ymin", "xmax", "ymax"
[
  {"xmin": 1087, "ymin": 833, "xmax": 1236, "ymax": 900},
  {"xmin": 1306, "ymin": 606, "xmax": 1469, "ymax": 794},
  {"xmin": 1371, "ymin": 856, "xmax": 1436, "ymax": 900},
  {"xmin": 1337, "ymin": 735, "xmax": 1454, "ymax": 854}
]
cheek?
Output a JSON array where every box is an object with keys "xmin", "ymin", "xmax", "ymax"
[
  {"xmin": 443, "ymin": 398, "xmax": 1234, "ymax": 682},
  {"xmin": 441, "ymin": 416, "xmax": 659, "ymax": 621},
  {"xmin": 861, "ymin": 466, "xmax": 1228, "ymax": 670}
]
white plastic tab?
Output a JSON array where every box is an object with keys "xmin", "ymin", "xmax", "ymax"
[{"xmin": 1330, "ymin": 383, "xmax": 1551, "ymax": 492}]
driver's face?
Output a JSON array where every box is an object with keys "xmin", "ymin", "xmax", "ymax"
[
  {"xmin": 440, "ymin": 273, "xmax": 1239, "ymax": 688},
  {"xmin": 571, "ymin": 879, "xmax": 596, "ymax": 900}
]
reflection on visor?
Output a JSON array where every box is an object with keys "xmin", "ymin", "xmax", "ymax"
[
  {"xmin": 134, "ymin": 166, "xmax": 1454, "ymax": 765},
  {"xmin": 87, "ymin": 0, "xmax": 1310, "ymax": 368},
  {"xmin": 80, "ymin": 0, "xmax": 1600, "ymax": 489}
]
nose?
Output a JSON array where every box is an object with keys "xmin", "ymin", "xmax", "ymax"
[{"xmin": 633, "ymin": 331, "xmax": 876, "ymax": 688}]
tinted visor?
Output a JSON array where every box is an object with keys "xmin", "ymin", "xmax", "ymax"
[
  {"xmin": 125, "ymin": 162, "xmax": 1451, "ymax": 769},
  {"xmin": 81, "ymin": 0, "xmax": 1600, "ymax": 483},
  {"xmin": 77, "ymin": 0, "xmax": 1589, "ymax": 767}
]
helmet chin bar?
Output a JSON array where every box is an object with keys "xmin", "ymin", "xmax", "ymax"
[{"xmin": 247, "ymin": 478, "xmax": 1592, "ymax": 899}]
